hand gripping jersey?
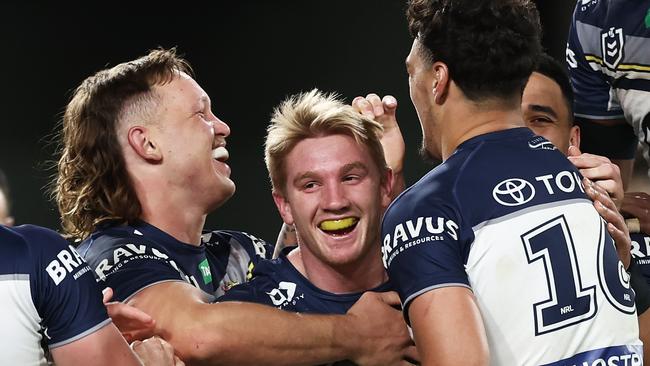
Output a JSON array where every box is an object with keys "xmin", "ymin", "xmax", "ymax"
[
  {"xmin": 218, "ymin": 247, "xmax": 392, "ymax": 366},
  {"xmin": 567, "ymin": 0, "xmax": 650, "ymax": 161},
  {"xmin": 0, "ymin": 225, "xmax": 110, "ymax": 365},
  {"xmin": 78, "ymin": 220, "xmax": 273, "ymax": 301},
  {"xmin": 382, "ymin": 128, "xmax": 642, "ymax": 366}
]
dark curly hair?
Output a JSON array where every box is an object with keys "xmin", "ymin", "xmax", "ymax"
[
  {"xmin": 53, "ymin": 48, "xmax": 192, "ymax": 239},
  {"xmin": 407, "ymin": 0, "xmax": 542, "ymax": 101}
]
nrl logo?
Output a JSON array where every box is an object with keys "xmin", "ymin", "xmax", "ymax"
[
  {"xmin": 528, "ymin": 137, "xmax": 556, "ymax": 151},
  {"xmin": 601, "ymin": 27, "xmax": 625, "ymax": 70}
]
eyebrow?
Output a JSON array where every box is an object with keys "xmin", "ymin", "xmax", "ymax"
[
  {"xmin": 527, "ymin": 104, "xmax": 558, "ymax": 119},
  {"xmin": 291, "ymin": 162, "xmax": 369, "ymax": 186},
  {"xmin": 341, "ymin": 162, "xmax": 369, "ymax": 175}
]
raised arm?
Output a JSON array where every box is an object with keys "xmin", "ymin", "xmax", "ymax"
[{"xmin": 352, "ymin": 93, "xmax": 406, "ymax": 197}]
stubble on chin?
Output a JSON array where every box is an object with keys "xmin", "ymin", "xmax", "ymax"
[{"xmin": 419, "ymin": 141, "xmax": 442, "ymax": 166}]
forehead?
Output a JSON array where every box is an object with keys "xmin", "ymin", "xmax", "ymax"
[
  {"xmin": 406, "ymin": 39, "xmax": 426, "ymax": 70},
  {"xmin": 154, "ymin": 72, "xmax": 208, "ymax": 106},
  {"xmin": 285, "ymin": 134, "xmax": 376, "ymax": 175},
  {"xmin": 522, "ymin": 72, "xmax": 566, "ymax": 113}
]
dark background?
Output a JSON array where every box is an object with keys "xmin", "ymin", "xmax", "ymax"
[{"xmin": 0, "ymin": 1, "xmax": 575, "ymax": 242}]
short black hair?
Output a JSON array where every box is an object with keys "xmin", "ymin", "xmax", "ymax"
[
  {"xmin": 407, "ymin": 0, "xmax": 542, "ymax": 102},
  {"xmin": 534, "ymin": 52, "xmax": 575, "ymax": 123}
]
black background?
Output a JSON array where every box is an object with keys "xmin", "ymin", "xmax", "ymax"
[{"xmin": 0, "ymin": 1, "xmax": 575, "ymax": 241}]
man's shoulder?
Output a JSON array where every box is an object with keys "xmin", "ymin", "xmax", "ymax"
[
  {"xmin": 78, "ymin": 224, "xmax": 162, "ymax": 262},
  {"xmin": 217, "ymin": 255, "xmax": 294, "ymax": 303},
  {"xmin": 203, "ymin": 229, "xmax": 272, "ymax": 261},
  {"xmin": 0, "ymin": 225, "xmax": 73, "ymax": 274}
]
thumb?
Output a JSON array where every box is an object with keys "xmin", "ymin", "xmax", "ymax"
[
  {"xmin": 376, "ymin": 290, "xmax": 401, "ymax": 307},
  {"xmin": 382, "ymin": 95, "xmax": 398, "ymax": 118},
  {"xmin": 102, "ymin": 287, "xmax": 113, "ymax": 304}
]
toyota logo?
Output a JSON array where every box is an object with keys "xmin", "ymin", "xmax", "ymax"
[{"xmin": 492, "ymin": 178, "xmax": 535, "ymax": 207}]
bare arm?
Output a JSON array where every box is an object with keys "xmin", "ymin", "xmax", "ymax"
[
  {"xmin": 127, "ymin": 281, "xmax": 414, "ymax": 366},
  {"xmin": 50, "ymin": 323, "xmax": 142, "ymax": 366},
  {"xmin": 409, "ymin": 287, "xmax": 489, "ymax": 366},
  {"xmin": 352, "ymin": 93, "xmax": 406, "ymax": 198}
]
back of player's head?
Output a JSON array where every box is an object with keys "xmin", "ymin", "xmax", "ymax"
[
  {"xmin": 54, "ymin": 48, "xmax": 192, "ymax": 239},
  {"xmin": 265, "ymin": 89, "xmax": 388, "ymax": 194},
  {"xmin": 534, "ymin": 52, "xmax": 575, "ymax": 124},
  {"xmin": 406, "ymin": 0, "xmax": 542, "ymax": 102}
]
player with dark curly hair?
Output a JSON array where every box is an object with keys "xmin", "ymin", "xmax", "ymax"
[{"xmin": 380, "ymin": 0, "xmax": 643, "ymax": 365}]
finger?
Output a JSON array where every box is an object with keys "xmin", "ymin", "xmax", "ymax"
[
  {"xmin": 102, "ymin": 287, "xmax": 113, "ymax": 304},
  {"xmin": 382, "ymin": 95, "xmax": 398, "ymax": 119},
  {"xmin": 352, "ymin": 96, "xmax": 375, "ymax": 119},
  {"xmin": 124, "ymin": 328, "xmax": 157, "ymax": 342},
  {"xmin": 112, "ymin": 303, "xmax": 155, "ymax": 326},
  {"xmin": 589, "ymin": 182, "xmax": 618, "ymax": 212},
  {"xmin": 567, "ymin": 145, "xmax": 582, "ymax": 157},
  {"xmin": 403, "ymin": 345, "xmax": 420, "ymax": 363},
  {"xmin": 376, "ymin": 291, "xmax": 402, "ymax": 306},
  {"xmin": 365, "ymin": 93, "xmax": 384, "ymax": 117},
  {"xmin": 129, "ymin": 340, "xmax": 142, "ymax": 351}
]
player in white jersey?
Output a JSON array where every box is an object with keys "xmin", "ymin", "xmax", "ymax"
[{"xmin": 381, "ymin": 0, "xmax": 643, "ymax": 365}]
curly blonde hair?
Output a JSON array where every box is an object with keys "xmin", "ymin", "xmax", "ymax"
[{"xmin": 54, "ymin": 48, "xmax": 191, "ymax": 239}]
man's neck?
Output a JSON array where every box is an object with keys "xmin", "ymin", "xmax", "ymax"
[
  {"xmin": 138, "ymin": 189, "xmax": 206, "ymax": 246},
  {"xmin": 287, "ymin": 247, "xmax": 388, "ymax": 294},
  {"xmin": 440, "ymin": 96, "xmax": 525, "ymax": 161}
]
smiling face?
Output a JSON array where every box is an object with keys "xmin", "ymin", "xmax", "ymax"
[
  {"xmin": 522, "ymin": 72, "xmax": 579, "ymax": 154},
  {"xmin": 273, "ymin": 134, "xmax": 392, "ymax": 269},
  {"xmin": 150, "ymin": 72, "xmax": 235, "ymax": 212}
]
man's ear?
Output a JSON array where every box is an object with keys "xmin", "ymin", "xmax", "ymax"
[
  {"xmin": 127, "ymin": 126, "xmax": 162, "ymax": 162},
  {"xmin": 272, "ymin": 190, "xmax": 295, "ymax": 225},
  {"xmin": 432, "ymin": 61, "xmax": 450, "ymax": 105},
  {"xmin": 569, "ymin": 125, "xmax": 581, "ymax": 150}
]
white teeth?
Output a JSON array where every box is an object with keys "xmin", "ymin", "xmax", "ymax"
[{"xmin": 212, "ymin": 146, "xmax": 229, "ymax": 161}]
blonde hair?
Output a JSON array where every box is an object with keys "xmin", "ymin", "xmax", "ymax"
[
  {"xmin": 53, "ymin": 48, "xmax": 192, "ymax": 239},
  {"xmin": 265, "ymin": 89, "xmax": 388, "ymax": 194}
]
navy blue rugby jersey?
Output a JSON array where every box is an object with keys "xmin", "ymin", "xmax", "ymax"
[
  {"xmin": 382, "ymin": 128, "xmax": 642, "ymax": 366},
  {"xmin": 0, "ymin": 225, "xmax": 110, "ymax": 365},
  {"xmin": 567, "ymin": 0, "xmax": 650, "ymax": 160},
  {"xmin": 78, "ymin": 220, "xmax": 273, "ymax": 301},
  {"xmin": 218, "ymin": 247, "xmax": 392, "ymax": 313},
  {"xmin": 631, "ymin": 232, "xmax": 650, "ymax": 286}
]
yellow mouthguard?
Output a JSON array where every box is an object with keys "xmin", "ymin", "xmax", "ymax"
[{"xmin": 319, "ymin": 217, "xmax": 358, "ymax": 231}]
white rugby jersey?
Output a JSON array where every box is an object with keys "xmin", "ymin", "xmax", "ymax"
[{"xmin": 382, "ymin": 128, "xmax": 642, "ymax": 365}]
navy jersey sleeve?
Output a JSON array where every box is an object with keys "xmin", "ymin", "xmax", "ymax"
[
  {"xmin": 20, "ymin": 225, "xmax": 110, "ymax": 348},
  {"xmin": 381, "ymin": 198, "xmax": 469, "ymax": 317},
  {"xmin": 82, "ymin": 239, "xmax": 187, "ymax": 302}
]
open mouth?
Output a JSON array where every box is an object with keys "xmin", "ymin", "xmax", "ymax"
[
  {"xmin": 318, "ymin": 217, "xmax": 359, "ymax": 236},
  {"xmin": 212, "ymin": 146, "xmax": 229, "ymax": 162}
]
